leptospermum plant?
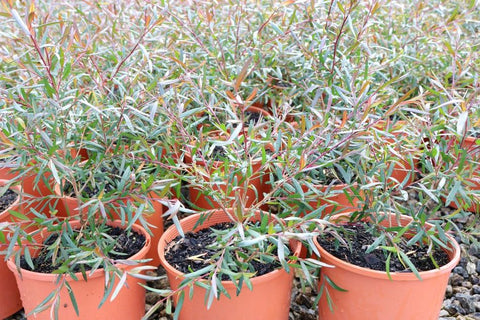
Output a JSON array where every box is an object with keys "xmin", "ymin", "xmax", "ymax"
[{"xmin": 1, "ymin": 0, "xmax": 478, "ymax": 319}]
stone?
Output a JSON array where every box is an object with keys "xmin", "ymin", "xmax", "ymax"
[
  {"xmin": 455, "ymin": 293, "xmax": 476, "ymax": 314},
  {"xmin": 461, "ymin": 281, "xmax": 473, "ymax": 289},
  {"xmin": 473, "ymin": 285, "xmax": 480, "ymax": 295},
  {"xmin": 145, "ymin": 292, "xmax": 162, "ymax": 305},
  {"xmin": 467, "ymin": 262, "xmax": 477, "ymax": 275},
  {"xmin": 469, "ymin": 245, "xmax": 480, "ymax": 258},
  {"xmin": 477, "ymin": 260, "xmax": 480, "ymax": 273},
  {"xmin": 445, "ymin": 285, "xmax": 453, "ymax": 297},
  {"xmin": 454, "ymin": 266, "xmax": 469, "ymax": 279},
  {"xmin": 438, "ymin": 309, "xmax": 450, "ymax": 317},
  {"xmin": 295, "ymin": 293, "xmax": 313, "ymax": 308},
  {"xmin": 475, "ymin": 301, "xmax": 480, "ymax": 312},
  {"xmin": 443, "ymin": 302, "xmax": 465, "ymax": 316},
  {"xmin": 453, "ymin": 286, "xmax": 470, "ymax": 294},
  {"xmin": 450, "ymin": 273, "xmax": 464, "ymax": 286}
]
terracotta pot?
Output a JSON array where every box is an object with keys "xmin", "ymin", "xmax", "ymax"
[
  {"xmin": 445, "ymin": 136, "xmax": 480, "ymax": 213},
  {"xmin": 314, "ymin": 213, "xmax": 460, "ymax": 320},
  {"xmin": 57, "ymin": 146, "xmax": 89, "ymax": 162},
  {"xmin": 158, "ymin": 208, "xmax": 299, "ymax": 320},
  {"xmin": 0, "ymin": 158, "xmax": 18, "ymax": 181},
  {"xmin": 17, "ymin": 163, "xmax": 56, "ymax": 219},
  {"xmin": 0, "ymin": 158, "xmax": 56, "ymax": 217},
  {"xmin": 54, "ymin": 185, "xmax": 163, "ymax": 265},
  {"xmin": 0, "ymin": 182, "xmax": 23, "ymax": 318},
  {"xmin": 7, "ymin": 220, "xmax": 151, "ymax": 320},
  {"xmin": 386, "ymin": 156, "xmax": 418, "ymax": 186},
  {"xmin": 69, "ymin": 147, "xmax": 89, "ymax": 161}
]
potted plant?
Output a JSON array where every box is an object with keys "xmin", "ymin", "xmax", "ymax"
[
  {"xmin": 312, "ymin": 207, "xmax": 460, "ymax": 319},
  {"xmin": 152, "ymin": 207, "xmax": 325, "ymax": 320},
  {"xmin": 0, "ymin": 181, "xmax": 23, "ymax": 319},
  {"xmin": 5, "ymin": 217, "xmax": 153, "ymax": 320},
  {"xmin": 53, "ymin": 155, "xmax": 166, "ymax": 266}
]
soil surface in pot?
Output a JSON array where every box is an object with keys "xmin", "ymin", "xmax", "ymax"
[
  {"xmin": 19, "ymin": 226, "xmax": 146, "ymax": 273},
  {"xmin": 165, "ymin": 222, "xmax": 280, "ymax": 280},
  {"xmin": 244, "ymin": 111, "xmax": 265, "ymax": 125},
  {"xmin": 317, "ymin": 222, "xmax": 450, "ymax": 272},
  {"xmin": 469, "ymin": 130, "xmax": 480, "ymax": 138},
  {"xmin": 0, "ymin": 188, "xmax": 18, "ymax": 212},
  {"xmin": 307, "ymin": 159, "xmax": 358, "ymax": 186},
  {"xmin": 62, "ymin": 164, "xmax": 123, "ymax": 197},
  {"xmin": 63, "ymin": 180, "xmax": 116, "ymax": 198}
]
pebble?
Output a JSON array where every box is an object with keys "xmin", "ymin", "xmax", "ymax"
[
  {"xmin": 444, "ymin": 302, "xmax": 466, "ymax": 316},
  {"xmin": 446, "ymin": 285, "xmax": 453, "ymax": 297},
  {"xmin": 439, "ymin": 309, "xmax": 450, "ymax": 317},
  {"xmin": 475, "ymin": 301, "xmax": 480, "ymax": 312},
  {"xmin": 462, "ymin": 281, "xmax": 473, "ymax": 289},
  {"xmin": 473, "ymin": 285, "xmax": 480, "ymax": 295},
  {"xmin": 454, "ymin": 266, "xmax": 469, "ymax": 279},
  {"xmin": 455, "ymin": 293, "xmax": 476, "ymax": 314},
  {"xmin": 477, "ymin": 260, "xmax": 480, "ymax": 273},
  {"xmin": 467, "ymin": 262, "xmax": 477, "ymax": 275},
  {"xmin": 451, "ymin": 273, "xmax": 465, "ymax": 286},
  {"xmin": 469, "ymin": 246, "xmax": 480, "ymax": 258}
]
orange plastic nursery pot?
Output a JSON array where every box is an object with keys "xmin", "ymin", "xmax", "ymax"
[
  {"xmin": 0, "ymin": 182, "xmax": 23, "ymax": 318},
  {"xmin": 7, "ymin": 220, "xmax": 151, "ymax": 320},
  {"xmin": 314, "ymin": 213, "xmax": 460, "ymax": 320},
  {"xmin": 445, "ymin": 136, "xmax": 480, "ymax": 213},
  {"xmin": 0, "ymin": 160, "xmax": 18, "ymax": 181},
  {"xmin": 158, "ymin": 209, "xmax": 299, "ymax": 320},
  {"xmin": 387, "ymin": 156, "xmax": 417, "ymax": 186}
]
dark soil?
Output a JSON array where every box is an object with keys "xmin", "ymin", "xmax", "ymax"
[
  {"xmin": 211, "ymin": 145, "xmax": 227, "ymax": 161},
  {"xmin": 63, "ymin": 181, "xmax": 115, "ymax": 198},
  {"xmin": 469, "ymin": 130, "xmax": 480, "ymax": 138},
  {"xmin": 165, "ymin": 222, "xmax": 280, "ymax": 280},
  {"xmin": 317, "ymin": 222, "xmax": 450, "ymax": 272},
  {"xmin": 62, "ymin": 162, "xmax": 125, "ymax": 198},
  {"xmin": 244, "ymin": 111, "xmax": 262, "ymax": 125},
  {"xmin": 0, "ymin": 188, "xmax": 18, "ymax": 212},
  {"xmin": 307, "ymin": 164, "xmax": 355, "ymax": 185},
  {"xmin": 20, "ymin": 226, "xmax": 146, "ymax": 273}
]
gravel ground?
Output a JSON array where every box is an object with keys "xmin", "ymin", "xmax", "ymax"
[{"xmin": 6, "ymin": 188, "xmax": 480, "ymax": 320}]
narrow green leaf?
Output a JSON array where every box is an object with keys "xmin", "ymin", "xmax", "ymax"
[{"xmin": 173, "ymin": 291, "xmax": 184, "ymax": 320}]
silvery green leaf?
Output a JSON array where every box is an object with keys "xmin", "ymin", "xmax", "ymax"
[{"xmin": 457, "ymin": 111, "xmax": 468, "ymax": 136}]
